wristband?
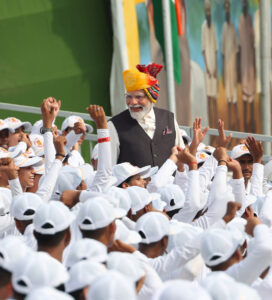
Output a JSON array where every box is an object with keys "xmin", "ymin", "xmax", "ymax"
[
  {"xmin": 98, "ymin": 137, "xmax": 110, "ymax": 143},
  {"xmin": 218, "ymin": 160, "xmax": 228, "ymax": 165},
  {"xmin": 56, "ymin": 153, "xmax": 66, "ymax": 158}
]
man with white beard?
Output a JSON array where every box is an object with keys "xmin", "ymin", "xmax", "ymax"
[{"xmin": 108, "ymin": 63, "xmax": 185, "ymax": 167}]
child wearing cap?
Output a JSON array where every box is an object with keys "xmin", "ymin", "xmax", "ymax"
[{"xmin": 33, "ymin": 201, "xmax": 75, "ymax": 262}]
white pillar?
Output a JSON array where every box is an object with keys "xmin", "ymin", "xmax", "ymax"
[{"xmin": 162, "ymin": 0, "xmax": 177, "ymax": 115}]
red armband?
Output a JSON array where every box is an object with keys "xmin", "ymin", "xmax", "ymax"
[{"xmin": 98, "ymin": 137, "xmax": 111, "ymax": 143}]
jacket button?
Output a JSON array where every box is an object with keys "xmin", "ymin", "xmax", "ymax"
[{"xmin": 153, "ymin": 154, "xmax": 158, "ymax": 158}]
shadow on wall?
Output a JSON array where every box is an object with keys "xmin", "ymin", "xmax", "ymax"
[{"xmin": 48, "ymin": 0, "xmax": 113, "ymax": 114}]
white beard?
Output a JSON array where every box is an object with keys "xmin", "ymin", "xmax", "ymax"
[{"xmin": 128, "ymin": 102, "xmax": 153, "ymax": 121}]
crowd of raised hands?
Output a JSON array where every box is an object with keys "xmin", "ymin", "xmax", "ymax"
[{"xmin": 0, "ymin": 96, "xmax": 272, "ymax": 300}]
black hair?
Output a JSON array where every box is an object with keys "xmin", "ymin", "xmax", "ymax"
[
  {"xmin": 0, "ymin": 266, "xmax": 11, "ymax": 287},
  {"xmin": 117, "ymin": 175, "xmax": 135, "ymax": 188},
  {"xmin": 34, "ymin": 226, "xmax": 69, "ymax": 248},
  {"xmin": 166, "ymin": 208, "xmax": 182, "ymax": 219},
  {"xmin": 80, "ymin": 226, "xmax": 107, "ymax": 241},
  {"xmin": 69, "ymin": 288, "xmax": 84, "ymax": 300}
]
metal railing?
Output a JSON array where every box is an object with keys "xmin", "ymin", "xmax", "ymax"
[{"xmin": 1, "ymin": 102, "xmax": 272, "ymax": 161}]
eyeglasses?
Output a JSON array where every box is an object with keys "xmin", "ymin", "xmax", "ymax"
[{"xmin": 125, "ymin": 93, "xmax": 146, "ymax": 101}]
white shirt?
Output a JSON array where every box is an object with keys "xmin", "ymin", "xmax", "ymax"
[{"xmin": 108, "ymin": 108, "xmax": 185, "ymax": 166}]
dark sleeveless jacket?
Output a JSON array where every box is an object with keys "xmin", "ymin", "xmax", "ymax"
[{"xmin": 110, "ymin": 107, "xmax": 176, "ymax": 167}]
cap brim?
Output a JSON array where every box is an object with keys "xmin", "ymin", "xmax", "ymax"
[
  {"xmin": 21, "ymin": 122, "xmax": 32, "ymax": 132},
  {"xmin": 21, "ymin": 156, "xmax": 43, "ymax": 168},
  {"xmin": 85, "ymin": 124, "xmax": 93, "ymax": 133},
  {"xmin": 137, "ymin": 165, "xmax": 151, "ymax": 178},
  {"xmin": 142, "ymin": 166, "xmax": 159, "ymax": 179},
  {"xmin": 232, "ymin": 152, "xmax": 251, "ymax": 160}
]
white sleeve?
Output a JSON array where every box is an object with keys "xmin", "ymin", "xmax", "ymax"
[
  {"xmin": 138, "ymin": 245, "xmax": 199, "ymax": 279},
  {"xmin": 199, "ymin": 155, "xmax": 218, "ymax": 193},
  {"xmin": 250, "ymin": 163, "xmax": 264, "ymax": 197},
  {"xmin": 8, "ymin": 178, "xmax": 23, "ymax": 196},
  {"xmin": 43, "ymin": 132, "xmax": 56, "ymax": 172},
  {"xmin": 226, "ymin": 224, "xmax": 272, "ymax": 285},
  {"xmin": 147, "ymin": 159, "xmax": 177, "ymax": 193},
  {"xmin": 174, "ymin": 168, "xmax": 189, "ymax": 194},
  {"xmin": 229, "ymin": 178, "xmax": 247, "ymax": 218},
  {"xmin": 68, "ymin": 150, "xmax": 85, "ymax": 167},
  {"xmin": 192, "ymin": 165, "xmax": 228, "ymax": 230},
  {"xmin": 175, "ymin": 121, "xmax": 185, "ymax": 149},
  {"xmin": 259, "ymin": 191, "xmax": 272, "ymax": 227},
  {"xmin": 8, "ymin": 141, "xmax": 27, "ymax": 155},
  {"xmin": 108, "ymin": 120, "xmax": 120, "ymax": 166},
  {"xmin": 173, "ymin": 170, "xmax": 202, "ymax": 223},
  {"xmin": 137, "ymin": 263, "xmax": 162, "ymax": 300},
  {"xmin": 89, "ymin": 129, "xmax": 112, "ymax": 192},
  {"xmin": 64, "ymin": 130, "xmax": 82, "ymax": 153},
  {"xmin": 36, "ymin": 159, "xmax": 63, "ymax": 202},
  {"xmin": 264, "ymin": 159, "xmax": 272, "ymax": 179}
]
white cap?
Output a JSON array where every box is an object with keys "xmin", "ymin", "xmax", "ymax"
[
  {"xmin": 202, "ymin": 271, "xmax": 261, "ymax": 300},
  {"xmin": 226, "ymin": 217, "xmax": 247, "ymax": 246},
  {"xmin": 167, "ymin": 222, "xmax": 203, "ymax": 252},
  {"xmin": 200, "ymin": 228, "xmax": 240, "ymax": 267},
  {"xmin": 29, "ymin": 134, "xmax": 44, "ymax": 157},
  {"xmin": 196, "ymin": 151, "xmax": 210, "ymax": 164},
  {"xmin": 107, "ymin": 252, "xmax": 145, "ymax": 283},
  {"xmin": 77, "ymin": 197, "xmax": 126, "ymax": 230},
  {"xmin": 152, "ymin": 280, "xmax": 212, "ymax": 300},
  {"xmin": 78, "ymin": 164, "xmax": 94, "ymax": 181},
  {"xmin": 5, "ymin": 117, "xmax": 32, "ymax": 132},
  {"xmin": 10, "ymin": 192, "xmax": 43, "ymax": 221},
  {"xmin": 126, "ymin": 186, "xmax": 153, "ymax": 215},
  {"xmin": 231, "ymin": 144, "xmax": 251, "ymax": 159},
  {"xmin": 66, "ymin": 238, "xmax": 108, "ymax": 268},
  {"xmin": 87, "ymin": 270, "xmax": 137, "ymax": 300},
  {"xmin": 197, "ymin": 142, "xmax": 206, "ymax": 152},
  {"xmin": 66, "ymin": 261, "xmax": 106, "ymax": 293},
  {"xmin": 61, "ymin": 115, "xmax": 93, "ymax": 133},
  {"xmin": 53, "ymin": 166, "xmax": 82, "ymax": 197},
  {"xmin": 0, "ymin": 119, "xmax": 14, "ymax": 132},
  {"xmin": 25, "ymin": 147, "xmax": 36, "ymax": 157},
  {"xmin": 14, "ymin": 153, "xmax": 43, "ymax": 168},
  {"xmin": 135, "ymin": 212, "xmax": 181, "ymax": 244},
  {"xmin": 12, "ymin": 251, "xmax": 69, "ymax": 295},
  {"xmin": 112, "ymin": 162, "xmax": 151, "ymax": 186},
  {"xmin": 26, "ymin": 287, "xmax": 74, "ymax": 300},
  {"xmin": 142, "ymin": 166, "xmax": 159, "ymax": 179},
  {"xmin": 158, "ymin": 184, "xmax": 185, "ymax": 212},
  {"xmin": 105, "ymin": 186, "xmax": 131, "ymax": 214},
  {"xmin": 33, "ymin": 201, "xmax": 75, "ymax": 235},
  {"xmin": 180, "ymin": 129, "xmax": 192, "ymax": 144},
  {"xmin": 91, "ymin": 143, "xmax": 99, "ymax": 160},
  {"xmin": 34, "ymin": 163, "xmax": 45, "ymax": 175},
  {"xmin": 114, "ymin": 219, "xmax": 141, "ymax": 244},
  {"xmin": 0, "ymin": 235, "xmax": 31, "ymax": 272},
  {"xmin": 202, "ymin": 145, "xmax": 215, "ymax": 155},
  {"xmin": 152, "ymin": 193, "xmax": 167, "ymax": 212}
]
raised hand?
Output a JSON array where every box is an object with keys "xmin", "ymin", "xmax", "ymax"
[
  {"xmin": 74, "ymin": 121, "xmax": 86, "ymax": 135},
  {"xmin": 217, "ymin": 119, "xmax": 232, "ymax": 148},
  {"xmin": 177, "ymin": 146, "xmax": 197, "ymax": 164},
  {"xmin": 227, "ymin": 158, "xmax": 243, "ymax": 179},
  {"xmin": 41, "ymin": 97, "xmax": 61, "ymax": 128},
  {"xmin": 223, "ymin": 202, "xmax": 242, "ymax": 223},
  {"xmin": 245, "ymin": 136, "xmax": 263, "ymax": 164},
  {"xmin": 86, "ymin": 105, "xmax": 107, "ymax": 129},
  {"xmin": 189, "ymin": 118, "xmax": 209, "ymax": 156},
  {"xmin": 0, "ymin": 157, "xmax": 19, "ymax": 180},
  {"xmin": 54, "ymin": 135, "xmax": 67, "ymax": 158},
  {"xmin": 213, "ymin": 146, "xmax": 229, "ymax": 163}
]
